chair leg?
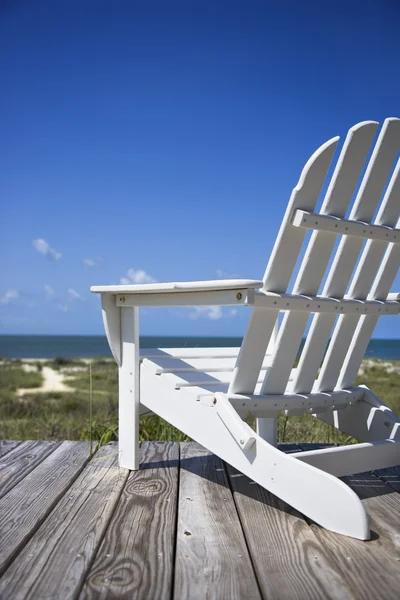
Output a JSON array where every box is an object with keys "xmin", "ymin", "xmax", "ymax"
[
  {"xmin": 119, "ymin": 307, "xmax": 140, "ymax": 470},
  {"xmin": 256, "ymin": 417, "xmax": 277, "ymax": 446}
]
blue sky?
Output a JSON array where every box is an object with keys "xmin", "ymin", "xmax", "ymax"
[{"xmin": 1, "ymin": 0, "xmax": 399, "ymax": 338}]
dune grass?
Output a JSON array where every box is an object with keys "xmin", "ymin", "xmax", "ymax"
[{"xmin": 0, "ymin": 357, "xmax": 399, "ymax": 445}]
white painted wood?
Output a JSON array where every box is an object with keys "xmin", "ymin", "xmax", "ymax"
[
  {"xmin": 139, "ymin": 363, "xmax": 369, "ymax": 539},
  {"xmin": 292, "ymin": 439, "xmax": 400, "ymax": 477},
  {"xmin": 293, "ymin": 120, "xmax": 399, "ymax": 394},
  {"xmin": 313, "ymin": 161, "xmax": 400, "ymax": 394},
  {"xmin": 214, "ymin": 393, "xmax": 256, "ymax": 451},
  {"xmin": 168, "ymin": 371, "xmax": 267, "ymax": 390},
  {"xmin": 230, "ymin": 134, "xmax": 340, "ymax": 397},
  {"xmin": 314, "ymin": 387, "xmax": 400, "ymax": 442},
  {"xmin": 256, "ymin": 323, "xmax": 279, "ymax": 445},
  {"xmin": 119, "ymin": 307, "xmax": 140, "ymax": 470},
  {"xmin": 249, "ymin": 290, "xmax": 399, "ymax": 314},
  {"xmin": 326, "ymin": 163, "xmax": 399, "ymax": 390},
  {"xmin": 338, "ymin": 230, "xmax": 400, "ymax": 389},
  {"xmin": 262, "ymin": 122, "xmax": 378, "ymax": 398},
  {"xmin": 143, "ymin": 355, "xmax": 272, "ymax": 374},
  {"xmin": 116, "ymin": 288, "xmax": 249, "ymax": 307},
  {"xmin": 315, "ymin": 118, "xmax": 400, "ymax": 393},
  {"xmin": 101, "ymin": 294, "xmax": 121, "ymax": 367},
  {"xmin": 228, "ymin": 387, "xmax": 365, "ymax": 416},
  {"xmin": 140, "ymin": 347, "xmax": 246, "ymax": 360},
  {"xmin": 91, "ymin": 279, "xmax": 263, "ymax": 294},
  {"xmin": 292, "ymin": 209, "xmax": 400, "ymax": 243},
  {"xmin": 256, "ymin": 418, "xmax": 277, "ymax": 445},
  {"xmin": 228, "ymin": 309, "xmax": 279, "ymax": 395}
]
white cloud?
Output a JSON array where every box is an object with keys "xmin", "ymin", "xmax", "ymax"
[
  {"xmin": 190, "ymin": 306, "xmax": 223, "ymax": 320},
  {"xmin": 188, "ymin": 306, "xmax": 239, "ymax": 321},
  {"xmin": 32, "ymin": 238, "xmax": 61, "ymax": 261},
  {"xmin": 68, "ymin": 288, "xmax": 81, "ymax": 300},
  {"xmin": 0, "ymin": 289, "xmax": 19, "ymax": 304},
  {"xmin": 216, "ymin": 268, "xmax": 237, "ymax": 279},
  {"xmin": 53, "ymin": 288, "xmax": 82, "ymax": 311},
  {"xmin": 120, "ymin": 268, "xmax": 157, "ymax": 285},
  {"xmin": 83, "ymin": 258, "xmax": 96, "ymax": 267},
  {"xmin": 44, "ymin": 284, "xmax": 55, "ymax": 298}
]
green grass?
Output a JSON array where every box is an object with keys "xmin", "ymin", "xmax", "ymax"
[
  {"xmin": 0, "ymin": 358, "xmax": 399, "ymax": 444},
  {"xmin": 0, "ymin": 362, "xmax": 43, "ymax": 391}
]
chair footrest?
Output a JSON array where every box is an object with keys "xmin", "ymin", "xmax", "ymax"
[{"xmin": 292, "ymin": 439, "xmax": 400, "ymax": 477}]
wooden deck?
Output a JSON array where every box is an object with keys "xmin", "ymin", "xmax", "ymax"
[{"xmin": 0, "ymin": 440, "xmax": 399, "ymax": 599}]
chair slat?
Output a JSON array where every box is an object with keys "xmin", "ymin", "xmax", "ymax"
[
  {"xmin": 295, "ymin": 156, "xmax": 400, "ymax": 394},
  {"xmin": 309, "ymin": 163, "xmax": 400, "ymax": 392},
  {"xmin": 338, "ymin": 235, "xmax": 400, "ymax": 388},
  {"xmin": 228, "ymin": 134, "xmax": 339, "ymax": 395},
  {"xmin": 316, "ymin": 119, "xmax": 400, "ymax": 392},
  {"xmin": 140, "ymin": 347, "xmax": 243, "ymax": 360},
  {"xmin": 262, "ymin": 122, "xmax": 378, "ymax": 395},
  {"xmin": 145, "ymin": 356, "xmax": 272, "ymax": 374}
]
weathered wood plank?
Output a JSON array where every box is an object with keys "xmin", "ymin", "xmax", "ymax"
[
  {"xmin": 0, "ymin": 440, "xmax": 60, "ymax": 499},
  {"xmin": 0, "ymin": 441, "xmax": 92, "ymax": 576},
  {"xmin": 303, "ymin": 446, "xmax": 400, "ymax": 600},
  {"xmin": 81, "ymin": 442, "xmax": 179, "ymax": 600},
  {"xmin": 226, "ymin": 461, "xmax": 355, "ymax": 600},
  {"xmin": 0, "ymin": 443, "xmax": 128, "ymax": 600},
  {"xmin": 174, "ymin": 442, "xmax": 261, "ymax": 600},
  {"xmin": 0, "ymin": 440, "xmax": 21, "ymax": 458},
  {"xmin": 341, "ymin": 470, "xmax": 400, "ymax": 549}
]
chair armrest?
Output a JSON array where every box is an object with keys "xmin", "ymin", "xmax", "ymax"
[
  {"xmin": 91, "ymin": 279, "xmax": 263, "ymax": 294},
  {"xmin": 387, "ymin": 292, "xmax": 400, "ymax": 302},
  {"xmin": 91, "ymin": 279, "xmax": 263, "ymax": 308}
]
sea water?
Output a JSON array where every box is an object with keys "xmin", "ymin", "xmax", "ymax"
[{"xmin": 0, "ymin": 335, "xmax": 399, "ymax": 360}]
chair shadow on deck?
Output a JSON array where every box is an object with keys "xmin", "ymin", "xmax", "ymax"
[{"xmin": 138, "ymin": 446, "xmax": 399, "ymax": 539}]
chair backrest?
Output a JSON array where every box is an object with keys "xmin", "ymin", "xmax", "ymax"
[{"xmin": 230, "ymin": 118, "xmax": 400, "ymax": 397}]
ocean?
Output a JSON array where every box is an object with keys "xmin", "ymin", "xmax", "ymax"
[{"xmin": 0, "ymin": 335, "xmax": 400, "ymax": 360}]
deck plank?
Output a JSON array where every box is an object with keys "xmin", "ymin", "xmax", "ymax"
[
  {"xmin": 341, "ymin": 470, "xmax": 400, "ymax": 549},
  {"xmin": 0, "ymin": 440, "xmax": 21, "ymax": 458},
  {"xmin": 0, "ymin": 441, "xmax": 399, "ymax": 599},
  {"xmin": 0, "ymin": 442, "xmax": 128, "ymax": 600},
  {"xmin": 0, "ymin": 440, "xmax": 60, "ymax": 499},
  {"xmin": 174, "ymin": 442, "xmax": 261, "ymax": 600},
  {"xmin": 80, "ymin": 442, "xmax": 179, "ymax": 600},
  {"xmin": 226, "ymin": 454, "xmax": 355, "ymax": 600},
  {"xmin": 304, "ymin": 456, "xmax": 400, "ymax": 600},
  {"xmin": 0, "ymin": 441, "xmax": 92, "ymax": 576}
]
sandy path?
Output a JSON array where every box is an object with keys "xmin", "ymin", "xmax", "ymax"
[{"xmin": 19, "ymin": 366, "xmax": 75, "ymax": 395}]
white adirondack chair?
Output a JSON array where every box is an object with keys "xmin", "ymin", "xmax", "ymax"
[{"xmin": 92, "ymin": 118, "xmax": 400, "ymax": 539}]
